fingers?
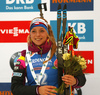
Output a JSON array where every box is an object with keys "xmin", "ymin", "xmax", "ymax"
[
  {"xmin": 62, "ymin": 75, "xmax": 73, "ymax": 79},
  {"xmin": 46, "ymin": 86, "xmax": 57, "ymax": 94},
  {"xmin": 46, "ymin": 86, "xmax": 57, "ymax": 89},
  {"xmin": 62, "ymin": 75, "xmax": 76, "ymax": 86},
  {"xmin": 62, "ymin": 75, "xmax": 73, "ymax": 81},
  {"xmin": 39, "ymin": 85, "xmax": 57, "ymax": 95},
  {"xmin": 46, "ymin": 89, "xmax": 57, "ymax": 95}
]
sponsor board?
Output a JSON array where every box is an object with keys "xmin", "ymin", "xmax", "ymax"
[
  {"xmin": 0, "ymin": 21, "xmax": 30, "ymax": 43},
  {"xmin": 0, "ymin": 20, "xmax": 93, "ymax": 42},
  {"xmin": 50, "ymin": 0, "xmax": 93, "ymax": 11},
  {"xmin": 0, "ymin": 83, "xmax": 11, "ymax": 92},
  {"xmin": 0, "ymin": 83, "xmax": 11, "ymax": 91},
  {"xmin": 0, "ymin": 91, "xmax": 13, "ymax": 95},
  {"xmin": 0, "ymin": 0, "xmax": 41, "ymax": 12},
  {"xmin": 50, "ymin": 20, "xmax": 94, "ymax": 42},
  {"xmin": 74, "ymin": 51, "xmax": 94, "ymax": 73},
  {"xmin": 0, "ymin": 83, "xmax": 78, "ymax": 95}
]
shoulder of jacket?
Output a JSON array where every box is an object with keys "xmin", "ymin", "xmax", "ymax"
[
  {"xmin": 15, "ymin": 50, "xmax": 26, "ymax": 68},
  {"xmin": 21, "ymin": 50, "xmax": 26, "ymax": 57}
]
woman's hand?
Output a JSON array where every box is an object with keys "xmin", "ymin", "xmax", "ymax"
[
  {"xmin": 62, "ymin": 75, "xmax": 77, "ymax": 86},
  {"xmin": 39, "ymin": 85, "xmax": 57, "ymax": 95}
]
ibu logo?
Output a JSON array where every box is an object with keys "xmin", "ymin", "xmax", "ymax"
[
  {"xmin": 0, "ymin": 0, "xmax": 41, "ymax": 12},
  {"xmin": 50, "ymin": 20, "xmax": 94, "ymax": 42}
]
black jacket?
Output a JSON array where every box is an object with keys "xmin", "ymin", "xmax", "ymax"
[
  {"xmin": 11, "ymin": 67, "xmax": 86, "ymax": 95},
  {"xmin": 11, "ymin": 68, "xmax": 39, "ymax": 95}
]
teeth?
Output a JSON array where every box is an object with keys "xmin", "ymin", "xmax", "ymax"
[{"xmin": 36, "ymin": 39, "xmax": 41, "ymax": 41}]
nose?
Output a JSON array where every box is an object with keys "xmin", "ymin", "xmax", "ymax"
[{"xmin": 36, "ymin": 31, "xmax": 40, "ymax": 36}]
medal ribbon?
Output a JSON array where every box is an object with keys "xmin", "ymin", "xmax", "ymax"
[{"xmin": 26, "ymin": 47, "xmax": 51, "ymax": 85}]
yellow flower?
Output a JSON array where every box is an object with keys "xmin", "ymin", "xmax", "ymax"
[
  {"xmin": 62, "ymin": 53, "xmax": 87, "ymax": 70},
  {"xmin": 80, "ymin": 58, "xmax": 86, "ymax": 62},
  {"xmin": 62, "ymin": 53, "xmax": 71, "ymax": 60},
  {"xmin": 78, "ymin": 57, "xmax": 87, "ymax": 70},
  {"xmin": 81, "ymin": 65, "xmax": 87, "ymax": 70},
  {"xmin": 79, "ymin": 61, "xmax": 86, "ymax": 65}
]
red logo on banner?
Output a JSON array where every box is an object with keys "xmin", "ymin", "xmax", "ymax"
[
  {"xmin": 0, "ymin": 21, "xmax": 31, "ymax": 42},
  {"xmin": 74, "ymin": 51, "xmax": 94, "ymax": 73}
]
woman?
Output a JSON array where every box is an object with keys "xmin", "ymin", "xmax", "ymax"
[{"xmin": 11, "ymin": 17, "xmax": 86, "ymax": 95}]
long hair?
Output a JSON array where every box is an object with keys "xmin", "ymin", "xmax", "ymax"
[{"xmin": 27, "ymin": 17, "xmax": 57, "ymax": 63}]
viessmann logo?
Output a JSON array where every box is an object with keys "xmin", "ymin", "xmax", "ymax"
[
  {"xmin": 0, "ymin": 27, "xmax": 29, "ymax": 37},
  {"xmin": 0, "ymin": 21, "xmax": 30, "ymax": 42},
  {"xmin": 0, "ymin": 0, "xmax": 41, "ymax": 12}
]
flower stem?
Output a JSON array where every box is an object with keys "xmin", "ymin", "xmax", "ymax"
[{"xmin": 57, "ymin": 82, "xmax": 65, "ymax": 94}]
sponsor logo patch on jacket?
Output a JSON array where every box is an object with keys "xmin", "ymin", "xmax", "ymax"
[{"xmin": 13, "ymin": 72, "xmax": 22, "ymax": 77}]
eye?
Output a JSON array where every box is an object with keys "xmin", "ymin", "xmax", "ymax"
[
  {"xmin": 40, "ymin": 30, "xmax": 44, "ymax": 32},
  {"xmin": 32, "ymin": 30, "xmax": 35, "ymax": 32}
]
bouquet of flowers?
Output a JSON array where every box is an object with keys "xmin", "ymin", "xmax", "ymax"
[{"xmin": 56, "ymin": 53, "xmax": 87, "ymax": 94}]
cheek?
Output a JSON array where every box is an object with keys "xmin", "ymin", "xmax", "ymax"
[
  {"xmin": 43, "ymin": 33, "xmax": 48, "ymax": 38},
  {"xmin": 43, "ymin": 35, "xmax": 48, "ymax": 41},
  {"xmin": 30, "ymin": 35, "xmax": 35, "ymax": 41}
]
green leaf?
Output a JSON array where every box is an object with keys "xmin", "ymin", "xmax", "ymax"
[{"xmin": 52, "ymin": 66, "xmax": 57, "ymax": 69}]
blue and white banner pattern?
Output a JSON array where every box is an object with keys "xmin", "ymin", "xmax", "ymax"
[
  {"xmin": 50, "ymin": 20, "xmax": 94, "ymax": 42},
  {"xmin": 0, "ymin": 0, "xmax": 41, "ymax": 12},
  {"xmin": 50, "ymin": 0, "xmax": 93, "ymax": 11}
]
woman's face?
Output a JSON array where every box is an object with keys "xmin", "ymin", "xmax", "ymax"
[{"xmin": 30, "ymin": 26, "xmax": 48, "ymax": 46}]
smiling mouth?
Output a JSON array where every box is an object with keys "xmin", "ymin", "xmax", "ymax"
[{"xmin": 35, "ymin": 38, "xmax": 42, "ymax": 41}]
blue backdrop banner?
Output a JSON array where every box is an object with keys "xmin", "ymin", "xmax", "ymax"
[
  {"xmin": 50, "ymin": 20, "xmax": 94, "ymax": 42},
  {"xmin": 50, "ymin": 0, "xmax": 93, "ymax": 11},
  {"xmin": 0, "ymin": 0, "xmax": 41, "ymax": 12}
]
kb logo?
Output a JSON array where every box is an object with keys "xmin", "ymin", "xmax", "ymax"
[
  {"xmin": 50, "ymin": 20, "xmax": 93, "ymax": 42},
  {"xmin": 6, "ymin": 0, "xmax": 34, "ymax": 4},
  {"xmin": 68, "ymin": 22, "xmax": 86, "ymax": 34}
]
